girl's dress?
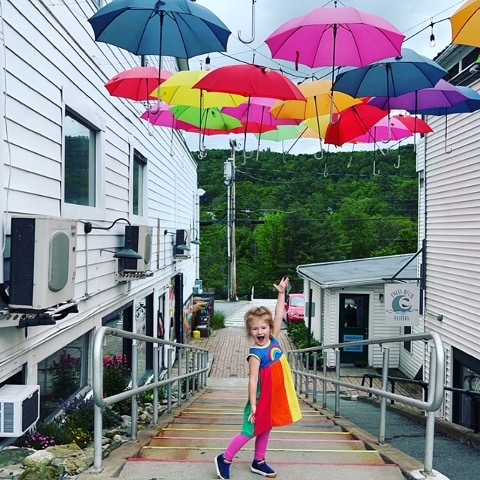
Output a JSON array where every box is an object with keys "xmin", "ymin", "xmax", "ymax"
[{"xmin": 241, "ymin": 337, "xmax": 302, "ymax": 437}]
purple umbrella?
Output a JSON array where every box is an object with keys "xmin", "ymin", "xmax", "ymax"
[{"xmin": 367, "ymin": 79, "xmax": 468, "ymax": 112}]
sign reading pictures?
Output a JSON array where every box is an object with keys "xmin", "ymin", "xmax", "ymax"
[{"xmin": 384, "ymin": 283, "xmax": 420, "ymax": 326}]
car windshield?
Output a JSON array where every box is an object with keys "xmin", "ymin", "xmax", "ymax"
[{"xmin": 290, "ymin": 297, "xmax": 304, "ymax": 307}]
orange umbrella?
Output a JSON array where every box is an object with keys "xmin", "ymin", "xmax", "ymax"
[
  {"xmin": 451, "ymin": 0, "xmax": 480, "ymax": 48},
  {"xmin": 270, "ymin": 80, "xmax": 361, "ymax": 120}
]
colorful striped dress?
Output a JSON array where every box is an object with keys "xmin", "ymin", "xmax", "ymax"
[{"xmin": 241, "ymin": 337, "xmax": 302, "ymax": 438}]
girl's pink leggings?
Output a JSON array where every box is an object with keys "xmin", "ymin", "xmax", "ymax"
[{"xmin": 224, "ymin": 430, "xmax": 271, "ymax": 462}]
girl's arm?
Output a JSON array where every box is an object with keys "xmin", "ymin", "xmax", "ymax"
[
  {"xmin": 248, "ymin": 356, "xmax": 260, "ymax": 423},
  {"xmin": 273, "ymin": 276, "xmax": 289, "ymax": 337}
]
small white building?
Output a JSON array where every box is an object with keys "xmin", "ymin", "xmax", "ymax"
[
  {"xmin": 297, "ymin": 254, "xmax": 419, "ymax": 371},
  {"xmin": 0, "ymin": 0, "xmax": 202, "ymax": 429}
]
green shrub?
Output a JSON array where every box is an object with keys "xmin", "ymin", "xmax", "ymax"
[
  {"xmin": 18, "ymin": 465, "xmax": 60, "ymax": 480},
  {"xmin": 212, "ymin": 311, "xmax": 226, "ymax": 330},
  {"xmin": 287, "ymin": 323, "xmax": 323, "ymax": 368}
]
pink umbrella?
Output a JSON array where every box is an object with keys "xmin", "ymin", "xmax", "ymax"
[{"xmin": 264, "ymin": 6, "xmax": 404, "ymax": 69}]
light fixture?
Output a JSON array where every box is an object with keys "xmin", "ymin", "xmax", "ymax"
[
  {"xmin": 84, "ymin": 217, "xmax": 143, "ymax": 260},
  {"xmin": 164, "ymin": 229, "xmax": 191, "ymax": 253},
  {"xmin": 190, "ymin": 227, "xmax": 201, "ymax": 245},
  {"xmin": 379, "ymin": 293, "xmax": 384, "ymax": 303},
  {"xmin": 205, "ymin": 55, "xmax": 211, "ymax": 71},
  {"xmin": 429, "ymin": 22, "xmax": 436, "ymax": 48}
]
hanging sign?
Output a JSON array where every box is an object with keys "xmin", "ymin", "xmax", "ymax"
[{"xmin": 384, "ymin": 283, "xmax": 420, "ymax": 326}]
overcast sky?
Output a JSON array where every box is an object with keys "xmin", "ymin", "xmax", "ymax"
[{"xmin": 184, "ymin": 0, "xmax": 466, "ymax": 154}]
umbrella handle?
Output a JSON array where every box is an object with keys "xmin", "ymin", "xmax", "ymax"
[
  {"xmin": 373, "ymin": 159, "xmax": 380, "ymax": 176},
  {"xmin": 314, "ymin": 137, "xmax": 324, "ymax": 160},
  {"xmin": 394, "ymin": 141, "xmax": 401, "ymax": 168},
  {"xmin": 238, "ymin": 0, "xmax": 256, "ymax": 44},
  {"xmin": 323, "ymin": 160, "xmax": 328, "ymax": 177},
  {"xmin": 198, "ymin": 136, "xmax": 208, "ymax": 159}
]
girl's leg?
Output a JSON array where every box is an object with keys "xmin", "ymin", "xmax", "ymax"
[
  {"xmin": 224, "ymin": 433, "xmax": 252, "ymax": 462},
  {"xmin": 254, "ymin": 429, "xmax": 271, "ymax": 460}
]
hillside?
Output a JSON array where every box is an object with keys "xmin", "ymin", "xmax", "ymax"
[{"xmin": 197, "ymin": 145, "xmax": 418, "ymax": 298}]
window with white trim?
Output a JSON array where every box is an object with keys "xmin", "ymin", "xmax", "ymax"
[
  {"xmin": 64, "ymin": 111, "xmax": 97, "ymax": 207},
  {"xmin": 133, "ymin": 149, "xmax": 147, "ymax": 216}
]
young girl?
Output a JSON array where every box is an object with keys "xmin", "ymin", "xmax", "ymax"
[{"xmin": 214, "ymin": 277, "xmax": 302, "ymax": 479}]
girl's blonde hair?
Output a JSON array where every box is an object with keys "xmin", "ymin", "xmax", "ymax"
[{"xmin": 244, "ymin": 306, "xmax": 274, "ymax": 337}]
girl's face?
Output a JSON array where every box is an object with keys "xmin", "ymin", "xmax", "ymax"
[{"xmin": 249, "ymin": 317, "xmax": 271, "ymax": 347}]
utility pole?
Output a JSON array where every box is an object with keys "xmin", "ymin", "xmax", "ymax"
[{"xmin": 224, "ymin": 139, "xmax": 237, "ymax": 301}]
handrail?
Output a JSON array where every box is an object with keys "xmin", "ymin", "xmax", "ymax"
[
  {"xmin": 91, "ymin": 327, "xmax": 209, "ymax": 472},
  {"xmin": 287, "ymin": 332, "xmax": 445, "ymax": 478}
]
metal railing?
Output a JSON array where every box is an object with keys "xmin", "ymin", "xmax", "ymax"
[
  {"xmin": 287, "ymin": 332, "xmax": 445, "ymax": 478},
  {"xmin": 91, "ymin": 327, "xmax": 209, "ymax": 472}
]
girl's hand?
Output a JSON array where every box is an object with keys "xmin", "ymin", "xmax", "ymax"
[
  {"xmin": 249, "ymin": 404, "xmax": 256, "ymax": 423},
  {"xmin": 274, "ymin": 276, "xmax": 289, "ymax": 294}
]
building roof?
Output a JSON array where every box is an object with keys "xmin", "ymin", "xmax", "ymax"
[{"xmin": 297, "ymin": 254, "xmax": 418, "ymax": 289}]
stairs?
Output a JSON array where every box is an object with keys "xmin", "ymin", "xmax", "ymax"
[{"xmin": 117, "ymin": 381, "xmax": 407, "ymax": 480}]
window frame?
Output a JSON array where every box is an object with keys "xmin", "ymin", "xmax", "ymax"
[{"xmin": 130, "ymin": 144, "xmax": 148, "ymax": 220}]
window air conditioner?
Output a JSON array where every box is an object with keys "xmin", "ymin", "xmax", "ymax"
[
  {"xmin": 0, "ymin": 385, "xmax": 40, "ymax": 437},
  {"xmin": 8, "ymin": 216, "xmax": 77, "ymax": 311},
  {"xmin": 122, "ymin": 225, "xmax": 153, "ymax": 272}
]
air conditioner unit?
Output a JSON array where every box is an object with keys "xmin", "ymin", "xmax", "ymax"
[
  {"xmin": 0, "ymin": 385, "xmax": 40, "ymax": 437},
  {"xmin": 122, "ymin": 225, "xmax": 153, "ymax": 272},
  {"xmin": 8, "ymin": 216, "xmax": 77, "ymax": 311}
]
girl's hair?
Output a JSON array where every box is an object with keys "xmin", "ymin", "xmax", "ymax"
[{"xmin": 244, "ymin": 306, "xmax": 274, "ymax": 337}]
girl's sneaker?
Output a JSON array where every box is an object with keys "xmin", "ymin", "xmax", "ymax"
[
  {"xmin": 214, "ymin": 454, "xmax": 231, "ymax": 479},
  {"xmin": 251, "ymin": 459, "xmax": 277, "ymax": 478}
]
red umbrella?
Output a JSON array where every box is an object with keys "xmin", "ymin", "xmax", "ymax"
[
  {"xmin": 323, "ymin": 104, "xmax": 388, "ymax": 147},
  {"xmin": 193, "ymin": 64, "xmax": 305, "ymax": 101},
  {"xmin": 105, "ymin": 66, "xmax": 172, "ymax": 101}
]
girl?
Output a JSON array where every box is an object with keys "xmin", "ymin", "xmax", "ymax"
[{"xmin": 214, "ymin": 277, "xmax": 302, "ymax": 479}]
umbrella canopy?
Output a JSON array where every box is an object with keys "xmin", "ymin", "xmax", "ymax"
[
  {"xmin": 151, "ymin": 70, "xmax": 246, "ymax": 108},
  {"xmin": 264, "ymin": 6, "xmax": 404, "ymax": 68},
  {"xmin": 254, "ymin": 125, "xmax": 321, "ymax": 141},
  {"xmin": 414, "ymin": 85, "xmax": 480, "ymax": 115},
  {"xmin": 451, "ymin": 0, "xmax": 480, "ymax": 48},
  {"xmin": 193, "ymin": 64, "xmax": 305, "ymax": 101},
  {"xmin": 367, "ymin": 79, "xmax": 468, "ymax": 113},
  {"xmin": 140, "ymin": 104, "xmax": 188, "ymax": 129},
  {"xmin": 171, "ymin": 105, "xmax": 242, "ymax": 131},
  {"xmin": 333, "ymin": 48, "xmax": 447, "ymax": 99},
  {"xmin": 270, "ymin": 80, "xmax": 361, "ymax": 120},
  {"xmin": 222, "ymin": 103, "xmax": 299, "ymax": 129},
  {"xmin": 88, "ymin": 0, "xmax": 231, "ymax": 57},
  {"xmin": 105, "ymin": 66, "xmax": 172, "ymax": 101},
  {"xmin": 352, "ymin": 115, "xmax": 432, "ymax": 143},
  {"xmin": 310, "ymin": 104, "xmax": 388, "ymax": 146}
]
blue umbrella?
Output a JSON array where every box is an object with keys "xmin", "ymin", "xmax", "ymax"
[
  {"xmin": 88, "ymin": 0, "xmax": 231, "ymax": 57},
  {"xmin": 333, "ymin": 48, "xmax": 447, "ymax": 98}
]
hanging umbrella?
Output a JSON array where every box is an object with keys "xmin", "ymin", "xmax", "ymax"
[
  {"xmin": 352, "ymin": 115, "xmax": 432, "ymax": 143},
  {"xmin": 151, "ymin": 70, "xmax": 246, "ymax": 108},
  {"xmin": 105, "ymin": 66, "xmax": 172, "ymax": 101},
  {"xmin": 367, "ymin": 79, "xmax": 468, "ymax": 113},
  {"xmin": 253, "ymin": 125, "xmax": 321, "ymax": 142},
  {"xmin": 140, "ymin": 103, "xmax": 185, "ymax": 128},
  {"xmin": 222, "ymin": 103, "xmax": 299, "ymax": 129},
  {"xmin": 171, "ymin": 106, "xmax": 242, "ymax": 131},
  {"xmin": 88, "ymin": 0, "xmax": 231, "ymax": 58},
  {"xmin": 411, "ymin": 85, "xmax": 480, "ymax": 115},
  {"xmin": 333, "ymin": 48, "xmax": 448, "ymax": 99},
  {"xmin": 309, "ymin": 104, "xmax": 388, "ymax": 147},
  {"xmin": 264, "ymin": 5, "xmax": 404, "ymax": 69},
  {"xmin": 451, "ymin": 0, "xmax": 480, "ymax": 48},
  {"xmin": 193, "ymin": 64, "xmax": 305, "ymax": 101},
  {"xmin": 270, "ymin": 80, "xmax": 361, "ymax": 120}
]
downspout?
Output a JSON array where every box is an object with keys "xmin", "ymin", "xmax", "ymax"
[{"xmin": 0, "ymin": 5, "xmax": 6, "ymax": 288}]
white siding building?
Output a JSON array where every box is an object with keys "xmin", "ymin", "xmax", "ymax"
[
  {"xmin": 417, "ymin": 44, "xmax": 480, "ymax": 429},
  {"xmin": 0, "ymin": 0, "xmax": 202, "ymax": 423}
]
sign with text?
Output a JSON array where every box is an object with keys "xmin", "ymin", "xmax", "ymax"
[{"xmin": 384, "ymin": 283, "xmax": 420, "ymax": 326}]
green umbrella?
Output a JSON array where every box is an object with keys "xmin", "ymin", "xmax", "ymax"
[
  {"xmin": 171, "ymin": 106, "xmax": 241, "ymax": 131},
  {"xmin": 254, "ymin": 125, "xmax": 319, "ymax": 142}
]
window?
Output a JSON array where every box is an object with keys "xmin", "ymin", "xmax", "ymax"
[
  {"xmin": 133, "ymin": 149, "xmax": 147, "ymax": 216},
  {"xmin": 403, "ymin": 325, "xmax": 412, "ymax": 352},
  {"xmin": 37, "ymin": 336, "xmax": 88, "ymax": 418},
  {"xmin": 64, "ymin": 111, "xmax": 97, "ymax": 206}
]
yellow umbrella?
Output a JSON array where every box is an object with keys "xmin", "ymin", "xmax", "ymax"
[
  {"xmin": 302, "ymin": 114, "xmax": 332, "ymax": 138},
  {"xmin": 451, "ymin": 0, "xmax": 480, "ymax": 47},
  {"xmin": 150, "ymin": 70, "xmax": 246, "ymax": 108},
  {"xmin": 270, "ymin": 79, "xmax": 361, "ymax": 120}
]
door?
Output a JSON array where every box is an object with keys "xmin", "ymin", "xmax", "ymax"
[{"xmin": 339, "ymin": 294, "xmax": 369, "ymax": 364}]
